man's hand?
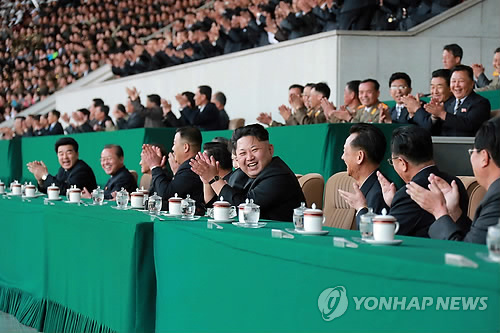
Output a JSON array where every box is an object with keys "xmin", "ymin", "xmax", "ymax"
[
  {"xmin": 189, "ymin": 152, "xmax": 219, "ymax": 184},
  {"xmin": 168, "ymin": 152, "xmax": 179, "ymax": 175},
  {"xmin": 113, "ymin": 108, "xmax": 125, "ymax": 119},
  {"xmin": 332, "ymin": 105, "xmax": 354, "ymax": 122},
  {"xmin": 175, "ymin": 93, "xmax": 188, "ymax": 108},
  {"xmin": 256, "ymin": 112, "xmax": 272, "ymax": 125},
  {"xmin": 377, "ymin": 171, "xmax": 396, "ymax": 207},
  {"xmin": 278, "ymin": 105, "xmax": 292, "ymax": 121},
  {"xmin": 401, "ymin": 95, "xmax": 421, "ymax": 117},
  {"xmin": 81, "ymin": 187, "xmax": 92, "ymax": 199},
  {"xmin": 289, "ymin": 93, "xmax": 304, "ymax": 110},
  {"xmin": 424, "ymin": 98, "xmax": 447, "ymax": 120},
  {"xmin": 471, "ymin": 63, "xmax": 485, "ymax": 79},
  {"xmin": 141, "ymin": 144, "xmax": 162, "ymax": 170},
  {"xmin": 320, "ymin": 97, "xmax": 335, "ymax": 120},
  {"xmin": 406, "ymin": 180, "xmax": 449, "ymax": 220},
  {"xmin": 338, "ymin": 183, "xmax": 367, "ymax": 211},
  {"xmin": 61, "ymin": 113, "xmax": 70, "ymax": 123},
  {"xmin": 26, "ymin": 161, "xmax": 48, "ymax": 182},
  {"xmin": 379, "ymin": 107, "xmax": 392, "ymax": 123},
  {"xmin": 161, "ymin": 98, "xmax": 172, "ymax": 116},
  {"xmin": 428, "ymin": 174, "xmax": 462, "ymax": 221},
  {"xmin": 126, "ymin": 87, "xmax": 139, "ymax": 101}
]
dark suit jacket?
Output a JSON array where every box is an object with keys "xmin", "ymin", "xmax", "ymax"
[
  {"xmin": 46, "ymin": 122, "xmax": 64, "ymax": 136},
  {"xmin": 39, "ymin": 159, "xmax": 97, "ymax": 194},
  {"xmin": 132, "ymin": 99, "xmax": 164, "ymax": 128},
  {"xmin": 356, "ymin": 170, "xmax": 390, "ymax": 227},
  {"xmin": 151, "ymin": 159, "xmax": 204, "ymax": 211},
  {"xmin": 192, "ymin": 103, "xmax": 221, "ymax": 131},
  {"xmin": 411, "ymin": 97, "xmax": 454, "ymax": 133},
  {"xmin": 429, "ymin": 178, "xmax": 500, "ymax": 244},
  {"xmin": 390, "ymin": 165, "xmax": 469, "ymax": 237},
  {"xmin": 434, "ymin": 92, "xmax": 491, "ymax": 136},
  {"xmin": 164, "ymin": 106, "xmax": 197, "ymax": 128},
  {"xmin": 117, "ymin": 112, "xmax": 145, "ymax": 129},
  {"xmin": 103, "ymin": 166, "xmax": 137, "ymax": 199},
  {"xmin": 219, "ymin": 157, "xmax": 305, "ymax": 222},
  {"xmin": 219, "ymin": 109, "xmax": 230, "ymax": 130},
  {"xmin": 389, "ymin": 105, "xmax": 411, "ymax": 124}
]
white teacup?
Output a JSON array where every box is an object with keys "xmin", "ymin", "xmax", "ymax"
[
  {"xmin": 67, "ymin": 188, "xmax": 81, "ymax": 203},
  {"xmin": 372, "ymin": 220, "xmax": 399, "ymax": 242},
  {"xmin": 0, "ymin": 181, "xmax": 5, "ymax": 194},
  {"xmin": 213, "ymin": 196, "xmax": 236, "ymax": 221},
  {"xmin": 303, "ymin": 204, "xmax": 325, "ymax": 232},
  {"xmin": 131, "ymin": 192, "xmax": 145, "ymax": 208},
  {"xmin": 11, "ymin": 183, "xmax": 22, "ymax": 195},
  {"xmin": 47, "ymin": 184, "xmax": 60, "ymax": 200},
  {"xmin": 25, "ymin": 185, "xmax": 36, "ymax": 197}
]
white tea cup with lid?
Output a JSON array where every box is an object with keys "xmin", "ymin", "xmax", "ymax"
[
  {"xmin": 168, "ymin": 193, "xmax": 182, "ymax": 215},
  {"xmin": 303, "ymin": 203, "xmax": 325, "ymax": 232},
  {"xmin": 0, "ymin": 179, "xmax": 5, "ymax": 194},
  {"xmin": 213, "ymin": 196, "xmax": 236, "ymax": 221},
  {"xmin": 131, "ymin": 189, "xmax": 145, "ymax": 208},
  {"xmin": 372, "ymin": 209, "xmax": 399, "ymax": 242},
  {"xmin": 11, "ymin": 180, "xmax": 22, "ymax": 195},
  {"xmin": 24, "ymin": 182, "xmax": 36, "ymax": 197},
  {"xmin": 66, "ymin": 185, "xmax": 81, "ymax": 203},
  {"xmin": 47, "ymin": 183, "xmax": 60, "ymax": 200}
]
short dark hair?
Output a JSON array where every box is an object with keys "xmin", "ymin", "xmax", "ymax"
[
  {"xmin": 349, "ymin": 124, "xmax": 387, "ymax": 165},
  {"xmin": 391, "ymin": 126, "xmax": 433, "ymax": 165},
  {"xmin": 15, "ymin": 116, "xmax": 26, "ymax": 121},
  {"xmin": 451, "ymin": 64, "xmax": 474, "ymax": 81},
  {"xmin": 203, "ymin": 142, "xmax": 232, "ymax": 170},
  {"xmin": 182, "ymin": 91, "xmax": 196, "ymax": 109},
  {"xmin": 147, "ymin": 94, "xmax": 161, "ymax": 106},
  {"xmin": 360, "ymin": 79, "xmax": 380, "ymax": 91},
  {"xmin": 346, "ymin": 80, "xmax": 361, "ymax": 96},
  {"xmin": 495, "ymin": 47, "xmax": 500, "ymax": 54},
  {"xmin": 55, "ymin": 137, "xmax": 79, "ymax": 153},
  {"xmin": 214, "ymin": 92, "xmax": 226, "ymax": 106},
  {"xmin": 49, "ymin": 109, "xmax": 61, "ymax": 119},
  {"xmin": 77, "ymin": 108, "xmax": 90, "ymax": 117},
  {"xmin": 312, "ymin": 82, "xmax": 330, "ymax": 99},
  {"xmin": 443, "ymin": 44, "xmax": 463, "ymax": 60},
  {"xmin": 103, "ymin": 144, "xmax": 124, "ymax": 158},
  {"xmin": 232, "ymin": 124, "xmax": 269, "ymax": 149},
  {"xmin": 389, "ymin": 72, "xmax": 412, "ymax": 88},
  {"xmin": 116, "ymin": 104, "xmax": 126, "ymax": 114},
  {"xmin": 304, "ymin": 83, "xmax": 315, "ymax": 89},
  {"xmin": 288, "ymin": 84, "xmax": 304, "ymax": 93},
  {"xmin": 98, "ymin": 105, "xmax": 110, "ymax": 116},
  {"xmin": 212, "ymin": 136, "xmax": 232, "ymax": 152},
  {"xmin": 431, "ymin": 69, "xmax": 452, "ymax": 86},
  {"xmin": 93, "ymin": 98, "xmax": 104, "ymax": 107},
  {"xmin": 176, "ymin": 126, "xmax": 202, "ymax": 152},
  {"xmin": 474, "ymin": 117, "xmax": 500, "ymax": 168},
  {"xmin": 198, "ymin": 85, "xmax": 212, "ymax": 101}
]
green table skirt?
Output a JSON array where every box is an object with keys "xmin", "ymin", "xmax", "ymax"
[{"xmin": 154, "ymin": 218, "xmax": 500, "ymax": 333}]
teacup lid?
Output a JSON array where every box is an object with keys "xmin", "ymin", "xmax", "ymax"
[
  {"xmin": 214, "ymin": 196, "xmax": 230, "ymax": 207},
  {"xmin": 372, "ymin": 208, "xmax": 397, "ymax": 222},
  {"xmin": 294, "ymin": 202, "xmax": 307, "ymax": 214},
  {"xmin": 69, "ymin": 184, "xmax": 81, "ymax": 192},
  {"xmin": 25, "ymin": 181, "xmax": 35, "ymax": 189},
  {"xmin": 0, "ymin": 179, "xmax": 4, "ymax": 185},
  {"xmin": 138, "ymin": 186, "xmax": 149, "ymax": 193},
  {"xmin": 150, "ymin": 192, "xmax": 162, "ymax": 201},
  {"xmin": 12, "ymin": 180, "xmax": 20, "ymax": 186},
  {"xmin": 169, "ymin": 193, "xmax": 182, "ymax": 202},
  {"xmin": 181, "ymin": 194, "xmax": 195, "ymax": 204},
  {"xmin": 131, "ymin": 191, "xmax": 144, "ymax": 196},
  {"xmin": 239, "ymin": 198, "xmax": 259, "ymax": 210},
  {"xmin": 304, "ymin": 203, "xmax": 322, "ymax": 216},
  {"xmin": 48, "ymin": 183, "xmax": 59, "ymax": 190},
  {"xmin": 360, "ymin": 207, "xmax": 377, "ymax": 223}
]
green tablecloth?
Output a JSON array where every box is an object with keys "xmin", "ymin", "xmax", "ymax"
[
  {"xmin": 0, "ymin": 197, "xmax": 156, "ymax": 333},
  {"xmin": 0, "ymin": 137, "xmax": 22, "ymax": 184},
  {"xmin": 154, "ymin": 218, "xmax": 500, "ymax": 333}
]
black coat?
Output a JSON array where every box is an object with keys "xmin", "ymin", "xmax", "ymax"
[
  {"xmin": 103, "ymin": 166, "xmax": 137, "ymax": 199},
  {"xmin": 389, "ymin": 105, "xmax": 411, "ymax": 124},
  {"xmin": 39, "ymin": 159, "xmax": 97, "ymax": 194},
  {"xmin": 390, "ymin": 165, "xmax": 469, "ymax": 237},
  {"xmin": 117, "ymin": 112, "xmax": 145, "ymax": 129},
  {"xmin": 429, "ymin": 178, "xmax": 500, "ymax": 244},
  {"xmin": 46, "ymin": 122, "xmax": 64, "ymax": 136},
  {"xmin": 219, "ymin": 157, "xmax": 305, "ymax": 222},
  {"xmin": 356, "ymin": 170, "xmax": 390, "ymax": 227},
  {"xmin": 192, "ymin": 103, "xmax": 221, "ymax": 131}
]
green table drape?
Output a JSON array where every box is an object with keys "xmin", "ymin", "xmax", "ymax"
[
  {"xmin": 0, "ymin": 197, "xmax": 156, "ymax": 333},
  {"xmin": 154, "ymin": 218, "xmax": 500, "ymax": 333},
  {"xmin": 0, "ymin": 137, "xmax": 22, "ymax": 184}
]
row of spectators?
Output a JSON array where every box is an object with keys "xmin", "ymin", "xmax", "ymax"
[{"xmin": 0, "ymin": 0, "xmax": 463, "ymax": 119}]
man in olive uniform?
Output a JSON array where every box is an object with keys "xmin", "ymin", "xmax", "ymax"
[{"xmin": 350, "ymin": 79, "xmax": 389, "ymax": 123}]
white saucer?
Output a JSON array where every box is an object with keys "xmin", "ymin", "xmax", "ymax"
[
  {"xmin": 232, "ymin": 222, "xmax": 267, "ymax": 228},
  {"xmin": 6, "ymin": 192, "xmax": 21, "ymax": 196},
  {"xmin": 64, "ymin": 200, "xmax": 83, "ymax": 204},
  {"xmin": 111, "ymin": 205, "xmax": 132, "ymax": 210},
  {"xmin": 161, "ymin": 212, "xmax": 182, "ymax": 217},
  {"xmin": 47, "ymin": 197, "xmax": 63, "ymax": 201},
  {"xmin": 180, "ymin": 216, "xmax": 201, "ymax": 221},
  {"xmin": 88, "ymin": 201, "xmax": 108, "ymax": 206},
  {"xmin": 285, "ymin": 228, "xmax": 329, "ymax": 235},
  {"xmin": 364, "ymin": 239, "xmax": 403, "ymax": 246},
  {"xmin": 22, "ymin": 193, "xmax": 45, "ymax": 199},
  {"xmin": 208, "ymin": 218, "xmax": 235, "ymax": 223}
]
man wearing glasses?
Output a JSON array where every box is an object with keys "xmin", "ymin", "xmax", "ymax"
[
  {"xmin": 377, "ymin": 126, "xmax": 470, "ymax": 237},
  {"xmin": 407, "ymin": 118, "xmax": 500, "ymax": 243},
  {"xmin": 387, "ymin": 72, "xmax": 413, "ymax": 124}
]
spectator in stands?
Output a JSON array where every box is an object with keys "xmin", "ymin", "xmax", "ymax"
[
  {"xmin": 294, "ymin": 82, "xmax": 330, "ymax": 124},
  {"xmin": 323, "ymin": 80, "xmax": 361, "ymax": 123},
  {"xmin": 407, "ymin": 117, "xmax": 500, "ymax": 244},
  {"xmin": 377, "ymin": 126, "xmax": 469, "ymax": 237},
  {"xmin": 256, "ymin": 84, "xmax": 306, "ymax": 127},
  {"xmin": 338, "ymin": 123, "xmax": 390, "ymax": 227},
  {"xmin": 127, "ymin": 87, "xmax": 164, "ymax": 128},
  {"xmin": 472, "ymin": 47, "xmax": 500, "ymax": 92},
  {"xmin": 65, "ymin": 108, "xmax": 94, "ymax": 134},
  {"xmin": 89, "ymin": 98, "xmax": 105, "ymax": 127},
  {"xmin": 82, "ymin": 144, "xmax": 137, "ymax": 199},
  {"xmin": 46, "ymin": 110, "xmax": 64, "ymax": 136},
  {"xmin": 423, "ymin": 65, "xmax": 491, "ymax": 136},
  {"xmin": 383, "ymin": 72, "xmax": 413, "ymax": 124},
  {"xmin": 191, "ymin": 85, "xmax": 221, "ymax": 131},
  {"xmin": 338, "ymin": 0, "xmax": 377, "ymax": 30},
  {"xmin": 140, "ymin": 127, "xmax": 204, "ymax": 211},
  {"xmin": 162, "ymin": 91, "xmax": 197, "ymax": 127},
  {"xmin": 212, "ymin": 91, "xmax": 230, "ymax": 130},
  {"xmin": 349, "ymin": 79, "xmax": 389, "ymax": 123},
  {"xmin": 115, "ymin": 99, "xmax": 146, "ymax": 129},
  {"xmin": 190, "ymin": 124, "xmax": 305, "ymax": 221},
  {"xmin": 27, "ymin": 137, "xmax": 97, "ymax": 194},
  {"xmin": 93, "ymin": 105, "xmax": 115, "ymax": 132},
  {"xmin": 442, "ymin": 43, "xmax": 463, "ymax": 70}
]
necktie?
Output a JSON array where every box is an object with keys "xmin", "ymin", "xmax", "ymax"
[{"xmin": 454, "ymin": 100, "xmax": 462, "ymax": 115}]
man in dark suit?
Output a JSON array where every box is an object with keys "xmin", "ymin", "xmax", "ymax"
[
  {"xmin": 46, "ymin": 110, "xmax": 64, "ymax": 135},
  {"xmin": 338, "ymin": 0, "xmax": 378, "ymax": 30},
  {"xmin": 423, "ymin": 65, "xmax": 491, "ymax": 136},
  {"xmin": 93, "ymin": 105, "xmax": 115, "ymax": 131},
  {"xmin": 377, "ymin": 126, "xmax": 470, "ymax": 237},
  {"xmin": 191, "ymin": 85, "xmax": 221, "ymax": 131},
  {"xmin": 27, "ymin": 137, "xmax": 97, "ymax": 194},
  {"xmin": 337, "ymin": 124, "xmax": 390, "ymax": 227},
  {"xmin": 116, "ymin": 100, "xmax": 145, "ymax": 129},
  {"xmin": 82, "ymin": 144, "xmax": 137, "ymax": 199},
  {"xmin": 407, "ymin": 118, "xmax": 500, "ymax": 244},
  {"xmin": 387, "ymin": 72, "xmax": 412, "ymax": 124},
  {"xmin": 140, "ymin": 127, "xmax": 204, "ymax": 212},
  {"xmin": 127, "ymin": 87, "xmax": 165, "ymax": 128},
  {"xmin": 190, "ymin": 124, "xmax": 305, "ymax": 222},
  {"xmin": 65, "ymin": 108, "xmax": 94, "ymax": 134},
  {"xmin": 212, "ymin": 91, "xmax": 230, "ymax": 130}
]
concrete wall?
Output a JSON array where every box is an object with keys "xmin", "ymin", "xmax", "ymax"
[{"xmin": 55, "ymin": 0, "xmax": 499, "ymax": 125}]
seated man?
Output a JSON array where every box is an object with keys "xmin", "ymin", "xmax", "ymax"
[
  {"xmin": 377, "ymin": 126, "xmax": 470, "ymax": 237},
  {"xmin": 337, "ymin": 124, "xmax": 390, "ymax": 227},
  {"xmin": 442, "ymin": 43, "xmax": 462, "ymax": 70},
  {"xmin": 82, "ymin": 144, "xmax": 137, "ymax": 199},
  {"xmin": 139, "ymin": 143, "xmax": 172, "ymax": 194},
  {"xmin": 256, "ymin": 84, "xmax": 308, "ymax": 127},
  {"xmin": 190, "ymin": 124, "xmax": 305, "ymax": 221},
  {"xmin": 322, "ymin": 80, "xmax": 361, "ymax": 123},
  {"xmin": 46, "ymin": 110, "xmax": 64, "ymax": 136},
  {"xmin": 191, "ymin": 85, "xmax": 221, "ymax": 131},
  {"xmin": 65, "ymin": 108, "xmax": 94, "ymax": 134},
  {"xmin": 127, "ymin": 87, "xmax": 165, "ymax": 128},
  {"xmin": 407, "ymin": 118, "xmax": 500, "ymax": 244},
  {"xmin": 386, "ymin": 72, "xmax": 413, "ymax": 124},
  {"xmin": 350, "ymin": 79, "xmax": 389, "ymax": 123},
  {"xmin": 423, "ymin": 65, "xmax": 491, "ymax": 136},
  {"xmin": 473, "ymin": 47, "xmax": 500, "ymax": 92},
  {"xmin": 201, "ymin": 142, "xmax": 235, "ymax": 206},
  {"xmin": 93, "ymin": 104, "xmax": 115, "ymax": 132},
  {"xmin": 294, "ymin": 82, "xmax": 330, "ymax": 124},
  {"xmin": 140, "ymin": 127, "xmax": 204, "ymax": 211},
  {"xmin": 115, "ymin": 99, "xmax": 146, "ymax": 129},
  {"xmin": 27, "ymin": 137, "xmax": 97, "ymax": 194}
]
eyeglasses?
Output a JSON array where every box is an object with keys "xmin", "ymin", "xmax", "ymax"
[
  {"xmin": 390, "ymin": 86, "xmax": 408, "ymax": 91},
  {"xmin": 468, "ymin": 148, "xmax": 483, "ymax": 156},
  {"xmin": 387, "ymin": 157, "xmax": 399, "ymax": 166}
]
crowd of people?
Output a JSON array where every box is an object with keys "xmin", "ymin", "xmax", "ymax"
[{"xmin": 0, "ymin": 0, "xmax": 465, "ymax": 121}]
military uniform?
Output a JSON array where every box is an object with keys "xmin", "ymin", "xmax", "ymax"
[
  {"xmin": 290, "ymin": 107, "xmax": 327, "ymax": 125},
  {"xmin": 327, "ymin": 105, "xmax": 358, "ymax": 123},
  {"xmin": 351, "ymin": 102, "xmax": 388, "ymax": 123}
]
